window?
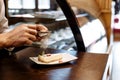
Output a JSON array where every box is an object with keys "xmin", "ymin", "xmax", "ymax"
[
  {"xmin": 38, "ymin": 0, "xmax": 50, "ymax": 9},
  {"xmin": 8, "ymin": 0, "xmax": 50, "ymax": 15},
  {"xmin": 8, "ymin": 0, "xmax": 36, "ymax": 9}
]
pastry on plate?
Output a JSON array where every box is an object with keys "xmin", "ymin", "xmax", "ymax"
[{"xmin": 38, "ymin": 53, "xmax": 62, "ymax": 63}]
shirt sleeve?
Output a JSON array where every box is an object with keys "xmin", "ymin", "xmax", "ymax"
[{"xmin": 0, "ymin": 0, "xmax": 8, "ymax": 33}]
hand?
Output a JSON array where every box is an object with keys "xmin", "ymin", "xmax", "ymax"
[
  {"xmin": 36, "ymin": 24, "xmax": 48, "ymax": 32},
  {"xmin": 36, "ymin": 24, "xmax": 49, "ymax": 41},
  {"xmin": 1, "ymin": 24, "xmax": 48, "ymax": 48}
]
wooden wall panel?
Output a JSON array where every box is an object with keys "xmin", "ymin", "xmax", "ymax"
[
  {"xmin": 96, "ymin": 0, "xmax": 111, "ymax": 12},
  {"xmin": 67, "ymin": 0, "xmax": 112, "ymax": 44}
]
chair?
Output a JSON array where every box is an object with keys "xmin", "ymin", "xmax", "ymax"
[
  {"xmin": 56, "ymin": 0, "xmax": 112, "ymax": 52},
  {"xmin": 56, "ymin": 0, "xmax": 112, "ymax": 79}
]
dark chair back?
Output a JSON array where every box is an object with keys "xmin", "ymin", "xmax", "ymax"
[{"xmin": 56, "ymin": 0, "xmax": 86, "ymax": 52}]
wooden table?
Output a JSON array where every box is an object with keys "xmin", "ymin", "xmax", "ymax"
[{"xmin": 0, "ymin": 47, "xmax": 108, "ymax": 80}]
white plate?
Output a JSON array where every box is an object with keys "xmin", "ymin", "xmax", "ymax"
[{"xmin": 29, "ymin": 53, "xmax": 77, "ymax": 65}]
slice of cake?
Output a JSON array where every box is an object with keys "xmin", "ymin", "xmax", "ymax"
[{"xmin": 38, "ymin": 54, "xmax": 62, "ymax": 63}]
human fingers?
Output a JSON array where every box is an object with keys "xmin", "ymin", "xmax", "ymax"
[
  {"xmin": 24, "ymin": 38, "xmax": 33, "ymax": 45},
  {"xmin": 27, "ymin": 28, "xmax": 37, "ymax": 35},
  {"xmin": 24, "ymin": 33, "xmax": 37, "ymax": 41},
  {"xmin": 27, "ymin": 24, "xmax": 37, "ymax": 29},
  {"xmin": 21, "ymin": 24, "xmax": 37, "ymax": 35},
  {"xmin": 36, "ymin": 24, "xmax": 48, "ymax": 32},
  {"xmin": 13, "ymin": 38, "xmax": 33, "ymax": 46}
]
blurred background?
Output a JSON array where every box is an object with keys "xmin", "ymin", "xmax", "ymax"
[{"xmin": 3, "ymin": 0, "xmax": 119, "ymax": 53}]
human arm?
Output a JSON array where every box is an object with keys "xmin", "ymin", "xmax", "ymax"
[
  {"xmin": 0, "ymin": 0, "xmax": 48, "ymax": 48},
  {"xmin": 0, "ymin": 24, "xmax": 48, "ymax": 48}
]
